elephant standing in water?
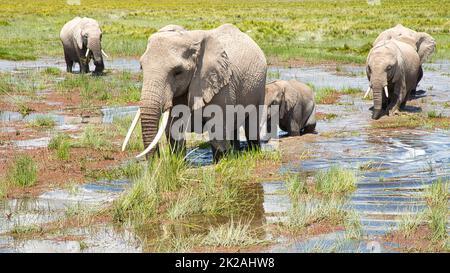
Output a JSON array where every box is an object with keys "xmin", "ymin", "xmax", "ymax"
[
  {"xmin": 122, "ymin": 24, "xmax": 267, "ymax": 161},
  {"xmin": 372, "ymin": 24, "xmax": 436, "ymax": 93},
  {"xmin": 265, "ymin": 79, "xmax": 316, "ymax": 136},
  {"xmin": 60, "ymin": 17, "xmax": 108, "ymax": 74},
  {"xmin": 366, "ymin": 39, "xmax": 421, "ymax": 120}
]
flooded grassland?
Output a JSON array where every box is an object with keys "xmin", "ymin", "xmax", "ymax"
[{"xmin": 0, "ymin": 58, "xmax": 449, "ymax": 252}]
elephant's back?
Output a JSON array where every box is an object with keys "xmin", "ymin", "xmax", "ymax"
[
  {"xmin": 212, "ymin": 24, "xmax": 266, "ymax": 73},
  {"xmin": 60, "ymin": 17, "xmax": 81, "ymax": 40},
  {"xmin": 211, "ymin": 24, "xmax": 267, "ymax": 103}
]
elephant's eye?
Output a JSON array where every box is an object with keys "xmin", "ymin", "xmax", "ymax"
[
  {"xmin": 386, "ymin": 65, "xmax": 392, "ymax": 71},
  {"xmin": 173, "ymin": 66, "xmax": 183, "ymax": 77}
]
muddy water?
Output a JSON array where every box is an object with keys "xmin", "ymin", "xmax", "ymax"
[
  {"xmin": 1, "ymin": 59, "xmax": 449, "ymax": 252},
  {"xmin": 0, "ymin": 58, "xmax": 141, "ymax": 73},
  {"xmin": 264, "ymin": 63, "xmax": 450, "ymax": 252}
]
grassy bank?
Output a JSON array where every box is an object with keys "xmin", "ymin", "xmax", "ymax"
[{"xmin": 0, "ymin": 0, "xmax": 448, "ymax": 64}]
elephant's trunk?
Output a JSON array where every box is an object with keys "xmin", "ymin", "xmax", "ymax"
[
  {"xmin": 138, "ymin": 81, "xmax": 172, "ymax": 158},
  {"xmin": 87, "ymin": 38, "xmax": 104, "ymax": 72},
  {"xmin": 371, "ymin": 78, "xmax": 387, "ymax": 120}
]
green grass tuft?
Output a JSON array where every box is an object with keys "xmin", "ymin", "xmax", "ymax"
[
  {"xmin": 7, "ymin": 155, "xmax": 38, "ymax": 187},
  {"xmin": 29, "ymin": 115, "xmax": 56, "ymax": 128},
  {"xmin": 202, "ymin": 219, "xmax": 265, "ymax": 247},
  {"xmin": 314, "ymin": 166, "xmax": 357, "ymax": 197}
]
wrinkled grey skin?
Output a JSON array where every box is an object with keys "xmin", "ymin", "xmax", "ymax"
[
  {"xmin": 373, "ymin": 24, "xmax": 436, "ymax": 91},
  {"xmin": 60, "ymin": 17, "xmax": 105, "ymax": 74},
  {"xmin": 139, "ymin": 24, "xmax": 267, "ymax": 161},
  {"xmin": 265, "ymin": 79, "xmax": 316, "ymax": 136},
  {"xmin": 366, "ymin": 39, "xmax": 420, "ymax": 120}
]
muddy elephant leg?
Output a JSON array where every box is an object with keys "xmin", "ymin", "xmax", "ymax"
[
  {"xmin": 165, "ymin": 112, "xmax": 186, "ymax": 156},
  {"xmin": 64, "ymin": 52, "xmax": 73, "ymax": 73},
  {"xmin": 80, "ymin": 58, "xmax": 90, "ymax": 74},
  {"xmin": 288, "ymin": 119, "xmax": 301, "ymax": 136},
  {"xmin": 411, "ymin": 66, "xmax": 423, "ymax": 97},
  {"xmin": 244, "ymin": 114, "xmax": 261, "ymax": 151},
  {"xmin": 388, "ymin": 85, "xmax": 404, "ymax": 116},
  {"xmin": 302, "ymin": 107, "xmax": 317, "ymax": 135},
  {"xmin": 210, "ymin": 139, "xmax": 231, "ymax": 162}
]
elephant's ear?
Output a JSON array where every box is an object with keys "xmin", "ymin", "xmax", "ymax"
[
  {"xmin": 72, "ymin": 23, "xmax": 83, "ymax": 49},
  {"xmin": 416, "ymin": 32, "xmax": 436, "ymax": 64},
  {"xmin": 189, "ymin": 34, "xmax": 232, "ymax": 110}
]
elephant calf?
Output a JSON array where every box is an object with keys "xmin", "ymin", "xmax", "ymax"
[
  {"xmin": 265, "ymin": 79, "xmax": 316, "ymax": 136},
  {"xmin": 60, "ymin": 17, "xmax": 108, "ymax": 74}
]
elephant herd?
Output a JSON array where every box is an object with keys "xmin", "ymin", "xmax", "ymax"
[{"xmin": 58, "ymin": 17, "xmax": 436, "ymax": 161}]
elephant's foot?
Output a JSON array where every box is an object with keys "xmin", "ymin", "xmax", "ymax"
[
  {"xmin": 211, "ymin": 140, "xmax": 232, "ymax": 163},
  {"xmin": 301, "ymin": 124, "xmax": 317, "ymax": 135},
  {"xmin": 389, "ymin": 108, "xmax": 401, "ymax": 116}
]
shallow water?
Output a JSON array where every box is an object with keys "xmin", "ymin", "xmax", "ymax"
[
  {"xmin": 0, "ymin": 60, "xmax": 449, "ymax": 252},
  {"xmin": 0, "ymin": 58, "xmax": 141, "ymax": 73}
]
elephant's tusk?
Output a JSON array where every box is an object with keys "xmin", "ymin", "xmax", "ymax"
[
  {"xmin": 384, "ymin": 86, "xmax": 389, "ymax": 98},
  {"xmin": 101, "ymin": 49, "xmax": 109, "ymax": 58},
  {"xmin": 121, "ymin": 109, "xmax": 141, "ymax": 152},
  {"xmin": 85, "ymin": 48, "xmax": 90, "ymax": 58},
  {"xmin": 363, "ymin": 86, "xmax": 372, "ymax": 99},
  {"xmin": 136, "ymin": 110, "xmax": 170, "ymax": 159}
]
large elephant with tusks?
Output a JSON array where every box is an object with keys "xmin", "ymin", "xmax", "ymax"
[{"xmin": 122, "ymin": 24, "xmax": 267, "ymax": 161}]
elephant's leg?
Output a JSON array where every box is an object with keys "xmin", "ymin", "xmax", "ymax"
[
  {"xmin": 210, "ymin": 139, "xmax": 231, "ymax": 162},
  {"xmin": 63, "ymin": 51, "xmax": 73, "ymax": 73},
  {"xmin": 80, "ymin": 58, "xmax": 90, "ymax": 74},
  {"xmin": 411, "ymin": 66, "xmax": 423, "ymax": 97},
  {"xmin": 302, "ymin": 107, "xmax": 317, "ymax": 135},
  {"xmin": 244, "ymin": 114, "xmax": 260, "ymax": 151},
  {"xmin": 165, "ymin": 112, "xmax": 186, "ymax": 156},
  {"xmin": 288, "ymin": 119, "xmax": 301, "ymax": 136}
]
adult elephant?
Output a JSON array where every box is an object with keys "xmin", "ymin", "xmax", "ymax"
[
  {"xmin": 265, "ymin": 79, "xmax": 316, "ymax": 136},
  {"xmin": 122, "ymin": 24, "xmax": 267, "ymax": 161},
  {"xmin": 366, "ymin": 39, "xmax": 421, "ymax": 120},
  {"xmin": 372, "ymin": 24, "xmax": 435, "ymax": 92},
  {"xmin": 60, "ymin": 17, "xmax": 108, "ymax": 74}
]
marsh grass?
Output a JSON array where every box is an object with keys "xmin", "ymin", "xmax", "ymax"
[
  {"xmin": 0, "ymin": 177, "xmax": 9, "ymax": 199},
  {"xmin": 7, "ymin": 155, "xmax": 37, "ymax": 187},
  {"xmin": 398, "ymin": 211, "xmax": 426, "ymax": 238},
  {"xmin": 155, "ymin": 234, "xmax": 203, "ymax": 253},
  {"xmin": 17, "ymin": 103, "xmax": 33, "ymax": 116},
  {"xmin": 201, "ymin": 219, "xmax": 266, "ymax": 247},
  {"xmin": 340, "ymin": 87, "xmax": 362, "ymax": 96},
  {"xmin": 10, "ymin": 224, "xmax": 42, "ymax": 236},
  {"xmin": 315, "ymin": 87, "xmax": 339, "ymax": 104},
  {"xmin": 57, "ymin": 72, "xmax": 141, "ymax": 106},
  {"xmin": 424, "ymin": 179, "xmax": 449, "ymax": 245},
  {"xmin": 0, "ymin": 71, "xmax": 44, "ymax": 95},
  {"xmin": 344, "ymin": 210, "xmax": 363, "ymax": 239},
  {"xmin": 286, "ymin": 173, "xmax": 308, "ymax": 198},
  {"xmin": 427, "ymin": 110, "xmax": 442, "ymax": 119},
  {"xmin": 48, "ymin": 133, "xmax": 72, "ymax": 160},
  {"xmin": 42, "ymin": 67, "xmax": 61, "ymax": 76},
  {"xmin": 114, "ymin": 146, "xmax": 279, "ymax": 225},
  {"xmin": 371, "ymin": 114, "xmax": 450, "ymax": 130},
  {"xmin": 86, "ymin": 160, "xmax": 144, "ymax": 181},
  {"xmin": 286, "ymin": 197, "xmax": 347, "ymax": 230},
  {"xmin": 29, "ymin": 115, "xmax": 56, "ymax": 128},
  {"xmin": 74, "ymin": 125, "xmax": 115, "ymax": 151},
  {"xmin": 314, "ymin": 166, "xmax": 357, "ymax": 197}
]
